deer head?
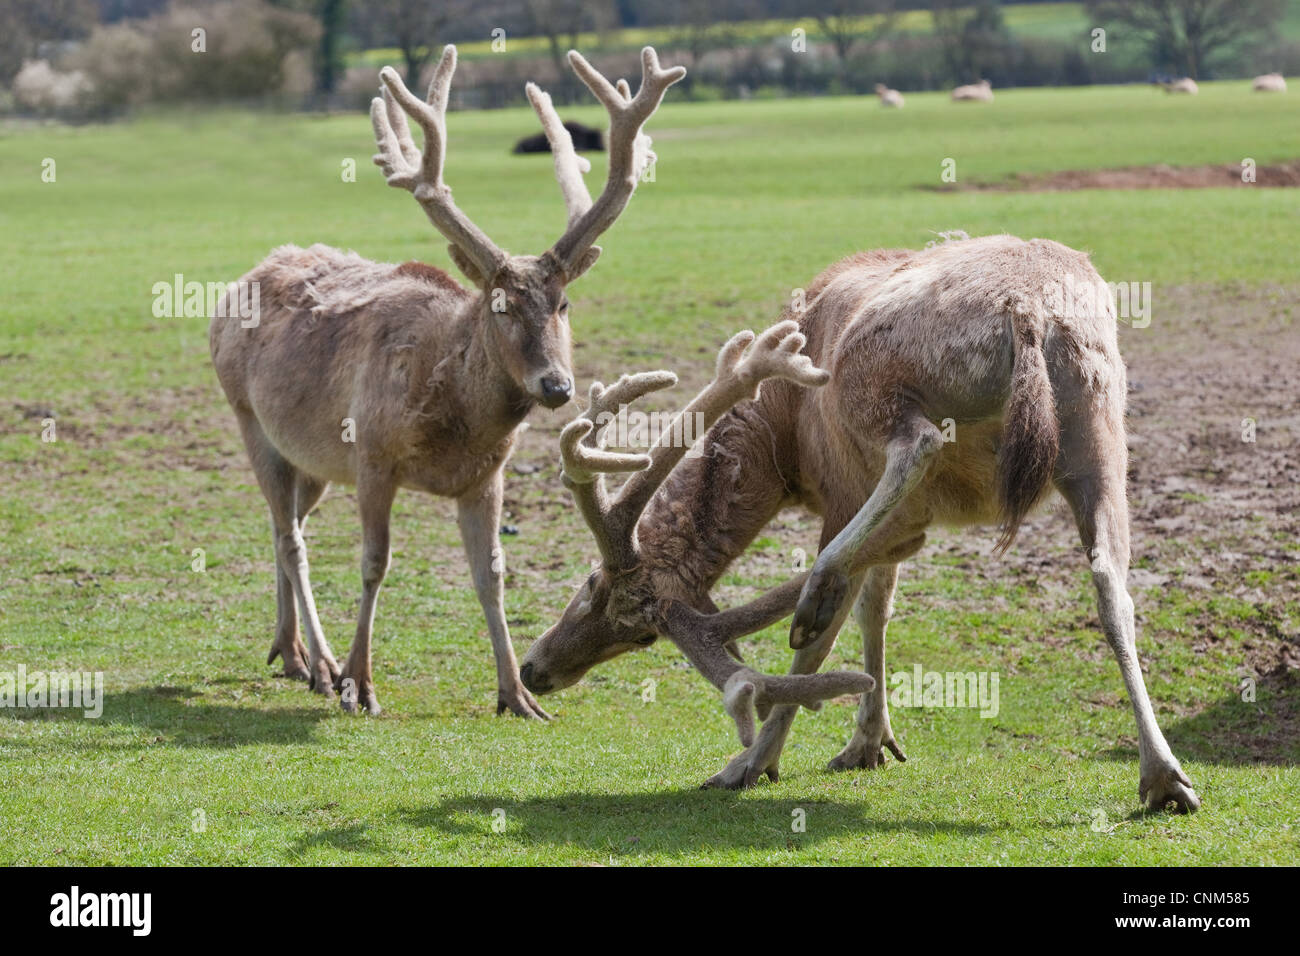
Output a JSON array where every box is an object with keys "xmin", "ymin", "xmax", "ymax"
[
  {"xmin": 519, "ymin": 322, "xmax": 877, "ymax": 746},
  {"xmin": 371, "ymin": 46, "xmax": 685, "ymax": 408}
]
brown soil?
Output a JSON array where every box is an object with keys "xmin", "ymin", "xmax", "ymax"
[{"xmin": 932, "ymin": 160, "xmax": 1300, "ymax": 191}]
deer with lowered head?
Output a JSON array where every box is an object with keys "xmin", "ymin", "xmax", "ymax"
[
  {"xmin": 209, "ymin": 46, "xmax": 684, "ymax": 718},
  {"xmin": 520, "ymin": 234, "xmax": 1200, "ymax": 813}
]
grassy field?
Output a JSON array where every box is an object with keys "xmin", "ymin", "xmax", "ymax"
[{"xmin": 1, "ymin": 82, "xmax": 1298, "ymax": 865}]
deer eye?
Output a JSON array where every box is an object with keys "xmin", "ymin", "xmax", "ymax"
[
  {"xmin": 558, "ymin": 299, "xmax": 569, "ymax": 315},
  {"xmin": 634, "ymin": 634, "xmax": 657, "ymax": 646}
]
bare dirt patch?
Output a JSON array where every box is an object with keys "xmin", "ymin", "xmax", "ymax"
[{"xmin": 931, "ymin": 160, "xmax": 1300, "ymax": 191}]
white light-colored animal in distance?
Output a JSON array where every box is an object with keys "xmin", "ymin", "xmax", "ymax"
[
  {"xmin": 1253, "ymin": 72, "xmax": 1286, "ymax": 92},
  {"xmin": 875, "ymin": 83, "xmax": 903, "ymax": 107},
  {"xmin": 1161, "ymin": 77, "xmax": 1198, "ymax": 94},
  {"xmin": 951, "ymin": 79, "xmax": 993, "ymax": 102}
]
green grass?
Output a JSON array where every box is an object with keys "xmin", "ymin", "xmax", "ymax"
[{"xmin": 1, "ymin": 82, "xmax": 1297, "ymax": 865}]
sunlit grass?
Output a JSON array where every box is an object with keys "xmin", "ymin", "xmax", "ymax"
[{"xmin": 0, "ymin": 81, "xmax": 1296, "ymax": 864}]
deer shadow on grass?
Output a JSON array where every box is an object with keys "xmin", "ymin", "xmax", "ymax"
[
  {"xmin": 1, "ymin": 684, "xmax": 332, "ymax": 749},
  {"xmin": 394, "ymin": 792, "xmax": 1068, "ymax": 857},
  {"xmin": 289, "ymin": 824, "xmax": 391, "ymax": 857},
  {"xmin": 1096, "ymin": 670, "xmax": 1300, "ymax": 768}
]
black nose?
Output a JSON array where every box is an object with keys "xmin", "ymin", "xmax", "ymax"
[
  {"xmin": 520, "ymin": 661, "xmax": 548, "ymax": 693},
  {"xmin": 539, "ymin": 375, "xmax": 573, "ymax": 407}
]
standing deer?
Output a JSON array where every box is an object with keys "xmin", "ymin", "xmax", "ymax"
[
  {"xmin": 520, "ymin": 234, "xmax": 1200, "ymax": 813},
  {"xmin": 209, "ymin": 46, "xmax": 684, "ymax": 717}
]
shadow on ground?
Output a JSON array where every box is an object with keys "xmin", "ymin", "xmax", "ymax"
[
  {"xmin": 2, "ymin": 683, "xmax": 332, "ymax": 748},
  {"xmin": 1097, "ymin": 670, "xmax": 1299, "ymax": 767},
  {"xmin": 391, "ymin": 792, "xmax": 1075, "ymax": 857}
]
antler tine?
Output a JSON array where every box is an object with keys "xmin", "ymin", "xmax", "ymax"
[
  {"xmin": 559, "ymin": 371, "xmax": 677, "ymax": 567},
  {"xmin": 660, "ymin": 600, "xmax": 874, "ymax": 748},
  {"xmin": 607, "ymin": 321, "xmax": 830, "ymax": 543},
  {"xmin": 547, "ymin": 46, "xmax": 686, "ymax": 274},
  {"xmin": 371, "ymin": 47, "xmax": 506, "ymax": 282},
  {"xmin": 525, "ymin": 82, "xmax": 594, "ymax": 229}
]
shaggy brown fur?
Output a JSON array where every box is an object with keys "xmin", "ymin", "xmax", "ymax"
[
  {"xmin": 522, "ymin": 233, "xmax": 1199, "ymax": 812},
  {"xmin": 209, "ymin": 43, "xmax": 684, "ymax": 721}
]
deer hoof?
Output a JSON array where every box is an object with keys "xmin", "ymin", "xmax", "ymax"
[
  {"xmin": 701, "ymin": 749, "xmax": 779, "ymax": 790},
  {"xmin": 790, "ymin": 567, "xmax": 850, "ymax": 649},
  {"xmin": 828, "ymin": 734, "xmax": 905, "ymax": 772},
  {"xmin": 335, "ymin": 675, "xmax": 381, "ymax": 716},
  {"xmin": 1140, "ymin": 764, "xmax": 1200, "ymax": 813},
  {"xmin": 267, "ymin": 635, "xmax": 311, "ymax": 681},
  {"xmin": 307, "ymin": 658, "xmax": 340, "ymax": 698},
  {"xmin": 497, "ymin": 684, "xmax": 552, "ymax": 720}
]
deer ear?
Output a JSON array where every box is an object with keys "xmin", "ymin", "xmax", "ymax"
[
  {"xmin": 564, "ymin": 245, "xmax": 602, "ymax": 283},
  {"xmin": 448, "ymin": 243, "xmax": 485, "ymax": 286}
]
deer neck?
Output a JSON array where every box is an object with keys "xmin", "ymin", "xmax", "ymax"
[
  {"xmin": 637, "ymin": 393, "xmax": 798, "ymax": 605},
  {"xmin": 411, "ymin": 293, "xmax": 534, "ymax": 450}
]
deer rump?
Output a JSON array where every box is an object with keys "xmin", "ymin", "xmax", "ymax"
[{"xmin": 809, "ymin": 235, "xmax": 1117, "ymax": 546}]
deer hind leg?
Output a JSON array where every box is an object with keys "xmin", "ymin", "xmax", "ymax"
[
  {"xmin": 237, "ymin": 412, "xmax": 340, "ymax": 696},
  {"xmin": 790, "ymin": 416, "xmax": 943, "ymax": 650},
  {"xmin": 338, "ymin": 468, "xmax": 395, "ymax": 716},
  {"xmin": 1056, "ymin": 422, "xmax": 1199, "ymax": 813},
  {"xmin": 703, "ymin": 573, "xmax": 866, "ymax": 790},
  {"xmin": 268, "ymin": 473, "xmax": 327, "ymax": 681},
  {"xmin": 828, "ymin": 563, "xmax": 909, "ymax": 771}
]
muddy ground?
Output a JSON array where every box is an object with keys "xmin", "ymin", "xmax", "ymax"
[{"xmin": 932, "ymin": 160, "xmax": 1300, "ymax": 191}]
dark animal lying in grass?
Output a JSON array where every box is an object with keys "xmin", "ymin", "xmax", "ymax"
[{"xmin": 514, "ymin": 120, "xmax": 604, "ymax": 154}]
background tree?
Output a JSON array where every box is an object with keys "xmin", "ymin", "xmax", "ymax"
[
  {"xmin": 933, "ymin": 0, "xmax": 1011, "ymax": 84},
  {"xmin": 1086, "ymin": 0, "xmax": 1284, "ymax": 79},
  {"xmin": 524, "ymin": 0, "xmax": 615, "ymax": 102},
  {"xmin": 0, "ymin": 0, "xmax": 98, "ymax": 83},
  {"xmin": 666, "ymin": 0, "xmax": 753, "ymax": 96},
  {"xmin": 316, "ymin": 0, "xmax": 347, "ymax": 94},
  {"xmin": 368, "ymin": 0, "xmax": 466, "ymax": 90},
  {"xmin": 815, "ymin": 0, "xmax": 897, "ymax": 75}
]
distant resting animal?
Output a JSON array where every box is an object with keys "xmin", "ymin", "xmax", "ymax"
[{"xmin": 514, "ymin": 120, "xmax": 604, "ymax": 154}]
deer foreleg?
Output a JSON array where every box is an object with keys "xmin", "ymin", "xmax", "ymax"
[
  {"xmin": 829, "ymin": 563, "xmax": 908, "ymax": 771},
  {"xmin": 701, "ymin": 572, "xmax": 865, "ymax": 790},
  {"xmin": 790, "ymin": 419, "xmax": 942, "ymax": 650},
  {"xmin": 338, "ymin": 469, "xmax": 395, "ymax": 715},
  {"xmin": 458, "ymin": 471, "xmax": 550, "ymax": 720}
]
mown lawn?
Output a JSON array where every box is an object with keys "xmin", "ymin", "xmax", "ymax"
[{"xmin": 1, "ymin": 82, "xmax": 1297, "ymax": 864}]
